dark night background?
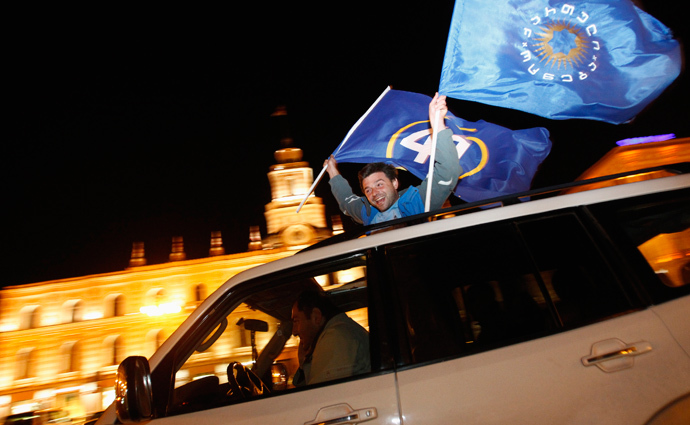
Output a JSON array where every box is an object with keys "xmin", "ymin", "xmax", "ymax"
[{"xmin": 3, "ymin": 2, "xmax": 687, "ymax": 287}]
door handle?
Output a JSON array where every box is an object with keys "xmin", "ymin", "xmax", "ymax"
[
  {"xmin": 582, "ymin": 339, "xmax": 652, "ymax": 372},
  {"xmin": 305, "ymin": 403, "xmax": 377, "ymax": 425}
]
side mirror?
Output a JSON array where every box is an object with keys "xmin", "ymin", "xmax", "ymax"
[{"xmin": 115, "ymin": 356, "xmax": 153, "ymax": 423}]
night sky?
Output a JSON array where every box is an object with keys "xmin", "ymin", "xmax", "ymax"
[{"xmin": 4, "ymin": 2, "xmax": 687, "ymax": 287}]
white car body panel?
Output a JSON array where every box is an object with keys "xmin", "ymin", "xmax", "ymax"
[
  {"xmin": 396, "ymin": 309, "xmax": 690, "ymax": 424},
  {"xmin": 135, "ymin": 374, "xmax": 400, "ymax": 425},
  {"xmin": 651, "ymin": 296, "xmax": 690, "ymax": 356}
]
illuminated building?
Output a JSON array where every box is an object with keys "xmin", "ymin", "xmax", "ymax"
[{"xmin": 0, "ymin": 114, "xmax": 337, "ymax": 420}]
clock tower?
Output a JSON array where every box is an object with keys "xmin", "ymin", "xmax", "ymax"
[{"xmin": 260, "ymin": 107, "xmax": 332, "ymax": 249}]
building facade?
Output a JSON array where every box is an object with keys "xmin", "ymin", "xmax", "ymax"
[{"xmin": 0, "ymin": 124, "xmax": 337, "ymax": 422}]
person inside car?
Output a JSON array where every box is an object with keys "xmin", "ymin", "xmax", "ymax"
[{"xmin": 291, "ymin": 289, "xmax": 370, "ymax": 385}]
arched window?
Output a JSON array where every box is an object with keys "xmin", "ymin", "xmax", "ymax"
[
  {"xmin": 59, "ymin": 341, "xmax": 81, "ymax": 373},
  {"xmin": 103, "ymin": 335, "xmax": 125, "ymax": 366},
  {"xmin": 194, "ymin": 284, "xmax": 207, "ymax": 303},
  {"xmin": 19, "ymin": 305, "xmax": 41, "ymax": 329},
  {"xmin": 145, "ymin": 329, "xmax": 165, "ymax": 357},
  {"xmin": 61, "ymin": 300, "xmax": 84, "ymax": 323},
  {"xmin": 145, "ymin": 288, "xmax": 166, "ymax": 305},
  {"xmin": 15, "ymin": 347, "xmax": 36, "ymax": 379},
  {"xmin": 104, "ymin": 294, "xmax": 125, "ymax": 317}
]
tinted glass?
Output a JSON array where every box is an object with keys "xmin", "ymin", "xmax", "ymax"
[
  {"xmin": 518, "ymin": 213, "xmax": 634, "ymax": 328},
  {"xmin": 590, "ymin": 189, "xmax": 690, "ymax": 299},
  {"xmin": 385, "ymin": 221, "xmax": 554, "ymax": 365},
  {"xmin": 387, "ymin": 212, "xmax": 634, "ymax": 365},
  {"xmin": 166, "ymin": 255, "xmax": 370, "ymax": 416}
]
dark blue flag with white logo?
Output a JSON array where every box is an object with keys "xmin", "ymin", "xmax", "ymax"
[
  {"xmin": 333, "ymin": 89, "xmax": 552, "ymax": 202},
  {"xmin": 439, "ymin": 0, "xmax": 681, "ymax": 124}
]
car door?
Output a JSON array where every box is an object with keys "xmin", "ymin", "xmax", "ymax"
[
  {"xmin": 131, "ymin": 252, "xmax": 401, "ymax": 425},
  {"xmin": 384, "ymin": 207, "xmax": 690, "ymax": 424},
  {"xmin": 394, "ymin": 310, "xmax": 689, "ymax": 424},
  {"xmin": 148, "ymin": 375, "xmax": 399, "ymax": 425}
]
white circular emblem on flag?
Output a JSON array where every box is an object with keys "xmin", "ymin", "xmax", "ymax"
[{"xmin": 521, "ymin": 3, "xmax": 601, "ymax": 83}]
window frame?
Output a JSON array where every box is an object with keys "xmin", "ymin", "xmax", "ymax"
[
  {"xmin": 148, "ymin": 251, "xmax": 387, "ymax": 419},
  {"xmin": 585, "ymin": 188, "xmax": 690, "ymax": 304},
  {"xmin": 381, "ymin": 206, "xmax": 647, "ymax": 369}
]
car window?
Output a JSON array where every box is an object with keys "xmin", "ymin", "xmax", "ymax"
[
  {"xmin": 386, "ymin": 211, "xmax": 635, "ymax": 365},
  {"xmin": 517, "ymin": 213, "xmax": 636, "ymax": 328},
  {"xmin": 589, "ymin": 189, "xmax": 690, "ymax": 299},
  {"xmin": 385, "ymin": 221, "xmax": 555, "ymax": 364},
  {"xmin": 630, "ymin": 208, "xmax": 689, "ymax": 288},
  {"xmin": 165, "ymin": 254, "xmax": 370, "ymax": 417}
]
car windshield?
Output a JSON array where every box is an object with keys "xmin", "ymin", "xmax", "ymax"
[{"xmin": 168, "ymin": 254, "xmax": 369, "ymax": 415}]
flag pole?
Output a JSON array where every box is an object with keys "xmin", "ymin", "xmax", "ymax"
[
  {"xmin": 296, "ymin": 86, "xmax": 392, "ymax": 213},
  {"xmin": 424, "ymin": 108, "xmax": 441, "ymax": 212},
  {"xmin": 295, "ymin": 164, "xmax": 328, "ymax": 213}
]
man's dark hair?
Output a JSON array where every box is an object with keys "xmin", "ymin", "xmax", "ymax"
[
  {"xmin": 295, "ymin": 289, "xmax": 341, "ymax": 322},
  {"xmin": 358, "ymin": 162, "xmax": 398, "ymax": 191}
]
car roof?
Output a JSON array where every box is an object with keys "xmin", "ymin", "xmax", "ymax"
[
  {"xmin": 216, "ymin": 163, "xmax": 689, "ymax": 307},
  {"xmin": 305, "ymin": 161, "xmax": 690, "ymax": 251}
]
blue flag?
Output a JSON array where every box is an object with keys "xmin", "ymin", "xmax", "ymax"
[
  {"xmin": 439, "ymin": 0, "xmax": 681, "ymax": 124},
  {"xmin": 333, "ymin": 89, "xmax": 552, "ymax": 202}
]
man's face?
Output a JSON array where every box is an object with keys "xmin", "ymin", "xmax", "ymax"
[
  {"xmin": 362, "ymin": 171, "xmax": 400, "ymax": 212},
  {"xmin": 291, "ymin": 304, "xmax": 322, "ymax": 349}
]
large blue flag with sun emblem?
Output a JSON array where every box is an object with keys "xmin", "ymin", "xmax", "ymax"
[
  {"xmin": 439, "ymin": 0, "xmax": 681, "ymax": 124},
  {"xmin": 333, "ymin": 89, "xmax": 552, "ymax": 202}
]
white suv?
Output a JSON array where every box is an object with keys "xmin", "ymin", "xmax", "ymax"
[{"xmin": 98, "ymin": 160, "xmax": 689, "ymax": 425}]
